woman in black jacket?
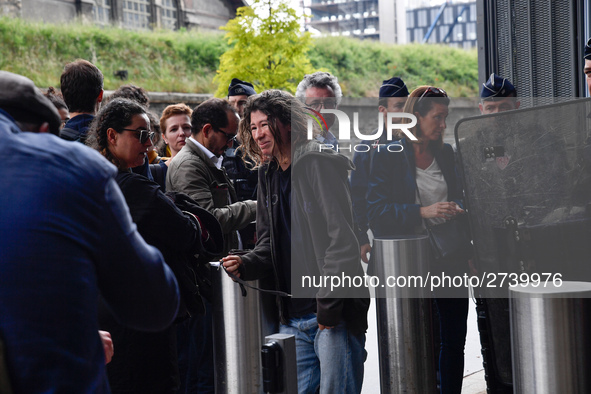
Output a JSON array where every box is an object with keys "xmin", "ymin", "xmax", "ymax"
[{"xmin": 87, "ymin": 98, "xmax": 222, "ymax": 394}]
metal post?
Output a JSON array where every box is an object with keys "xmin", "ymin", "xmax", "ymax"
[
  {"xmin": 262, "ymin": 334, "xmax": 297, "ymax": 394},
  {"xmin": 372, "ymin": 236, "xmax": 437, "ymax": 394},
  {"xmin": 211, "ymin": 263, "xmax": 278, "ymax": 394},
  {"xmin": 510, "ymin": 281, "xmax": 591, "ymax": 394}
]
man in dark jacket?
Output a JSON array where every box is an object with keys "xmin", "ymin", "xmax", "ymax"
[
  {"xmin": 59, "ymin": 59, "xmax": 104, "ymax": 142},
  {"xmin": 223, "ymin": 90, "xmax": 369, "ymax": 394},
  {"xmin": 0, "ymin": 71, "xmax": 180, "ymax": 394}
]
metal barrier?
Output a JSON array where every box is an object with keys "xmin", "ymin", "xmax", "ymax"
[
  {"xmin": 372, "ymin": 236, "xmax": 437, "ymax": 394},
  {"xmin": 211, "ymin": 263, "xmax": 278, "ymax": 394},
  {"xmin": 510, "ymin": 281, "xmax": 591, "ymax": 394},
  {"xmin": 262, "ymin": 334, "xmax": 297, "ymax": 394}
]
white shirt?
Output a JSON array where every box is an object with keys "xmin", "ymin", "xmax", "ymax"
[
  {"xmin": 188, "ymin": 136, "xmax": 243, "ymax": 249},
  {"xmin": 190, "ymin": 136, "xmax": 223, "ymax": 169},
  {"xmin": 415, "ymin": 158, "xmax": 448, "ymax": 227}
]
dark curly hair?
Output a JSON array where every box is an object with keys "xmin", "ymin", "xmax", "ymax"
[
  {"xmin": 107, "ymin": 84, "xmax": 150, "ymax": 108},
  {"xmin": 86, "ymin": 98, "xmax": 147, "ymax": 168},
  {"xmin": 239, "ymin": 89, "xmax": 312, "ymax": 167}
]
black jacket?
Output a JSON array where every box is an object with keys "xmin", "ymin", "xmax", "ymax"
[{"xmin": 241, "ymin": 141, "xmax": 369, "ymax": 335}]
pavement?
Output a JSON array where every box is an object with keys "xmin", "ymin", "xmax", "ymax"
[{"xmin": 361, "ymin": 297, "xmax": 488, "ymax": 393}]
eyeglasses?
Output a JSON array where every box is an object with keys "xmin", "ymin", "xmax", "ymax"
[
  {"xmin": 122, "ymin": 128, "xmax": 155, "ymax": 144},
  {"xmin": 417, "ymin": 87, "xmax": 448, "ymax": 103},
  {"xmin": 214, "ymin": 127, "xmax": 238, "ymax": 143},
  {"xmin": 306, "ymin": 98, "xmax": 337, "ymax": 111}
]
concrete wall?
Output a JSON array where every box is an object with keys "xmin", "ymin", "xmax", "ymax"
[
  {"xmin": 9, "ymin": 0, "xmax": 243, "ymax": 31},
  {"xmin": 184, "ymin": 0, "xmax": 234, "ymax": 31},
  {"xmin": 20, "ymin": 0, "xmax": 77, "ymax": 23}
]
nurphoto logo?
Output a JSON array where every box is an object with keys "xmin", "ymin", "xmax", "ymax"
[{"xmin": 307, "ymin": 109, "xmax": 417, "ymax": 153}]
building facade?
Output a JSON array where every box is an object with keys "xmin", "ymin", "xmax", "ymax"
[
  {"xmin": 305, "ymin": 0, "xmax": 407, "ymax": 44},
  {"xmin": 406, "ymin": 1, "xmax": 477, "ymax": 49},
  {"xmin": 0, "ymin": 0, "xmax": 246, "ymax": 32}
]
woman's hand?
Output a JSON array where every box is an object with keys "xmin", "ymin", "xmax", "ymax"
[
  {"xmin": 420, "ymin": 202, "xmax": 464, "ymax": 220},
  {"xmin": 221, "ymin": 255, "xmax": 243, "ymax": 278}
]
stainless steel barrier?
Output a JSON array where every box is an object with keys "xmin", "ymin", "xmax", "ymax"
[
  {"xmin": 372, "ymin": 236, "xmax": 437, "ymax": 394},
  {"xmin": 211, "ymin": 263, "xmax": 278, "ymax": 394},
  {"xmin": 510, "ymin": 281, "xmax": 591, "ymax": 394},
  {"xmin": 263, "ymin": 333, "xmax": 297, "ymax": 394}
]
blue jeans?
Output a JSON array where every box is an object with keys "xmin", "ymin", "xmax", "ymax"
[{"xmin": 279, "ymin": 314, "xmax": 366, "ymax": 394}]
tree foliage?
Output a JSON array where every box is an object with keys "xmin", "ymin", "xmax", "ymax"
[{"xmin": 213, "ymin": 0, "xmax": 314, "ymax": 97}]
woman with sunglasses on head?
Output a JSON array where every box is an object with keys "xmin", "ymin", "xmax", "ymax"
[
  {"xmin": 367, "ymin": 86, "xmax": 471, "ymax": 394},
  {"xmin": 86, "ymin": 98, "xmax": 223, "ymax": 394}
]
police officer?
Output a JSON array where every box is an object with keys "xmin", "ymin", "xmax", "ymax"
[
  {"xmin": 349, "ymin": 77, "xmax": 409, "ymax": 263},
  {"xmin": 479, "ymin": 73, "xmax": 520, "ymax": 114},
  {"xmin": 223, "ymin": 78, "xmax": 258, "ymax": 202}
]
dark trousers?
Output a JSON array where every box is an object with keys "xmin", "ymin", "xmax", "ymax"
[
  {"xmin": 434, "ymin": 297, "xmax": 469, "ymax": 394},
  {"xmin": 176, "ymin": 299, "xmax": 214, "ymax": 394}
]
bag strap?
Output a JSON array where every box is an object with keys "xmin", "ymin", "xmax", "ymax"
[{"xmin": 215, "ymin": 261, "xmax": 292, "ymax": 298}]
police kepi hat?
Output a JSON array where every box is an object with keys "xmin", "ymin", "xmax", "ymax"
[
  {"xmin": 379, "ymin": 77, "xmax": 409, "ymax": 98},
  {"xmin": 480, "ymin": 73, "xmax": 516, "ymax": 99},
  {"xmin": 585, "ymin": 37, "xmax": 591, "ymax": 60},
  {"xmin": 228, "ymin": 78, "xmax": 256, "ymax": 97}
]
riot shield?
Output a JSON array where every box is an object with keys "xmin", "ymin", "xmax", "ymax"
[
  {"xmin": 456, "ymin": 98, "xmax": 591, "ymax": 299},
  {"xmin": 455, "ymin": 98, "xmax": 591, "ymax": 391}
]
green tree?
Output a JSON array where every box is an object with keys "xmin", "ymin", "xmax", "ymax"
[{"xmin": 213, "ymin": 0, "xmax": 314, "ymax": 97}]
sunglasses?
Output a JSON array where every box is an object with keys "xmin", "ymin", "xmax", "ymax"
[
  {"xmin": 122, "ymin": 128, "xmax": 155, "ymax": 144},
  {"xmin": 417, "ymin": 87, "xmax": 448, "ymax": 103},
  {"xmin": 214, "ymin": 127, "xmax": 238, "ymax": 143}
]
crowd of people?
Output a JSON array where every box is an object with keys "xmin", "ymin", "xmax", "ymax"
[{"xmin": 0, "ymin": 50, "xmax": 540, "ymax": 394}]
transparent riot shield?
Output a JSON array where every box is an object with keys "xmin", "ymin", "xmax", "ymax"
[
  {"xmin": 456, "ymin": 98, "xmax": 591, "ymax": 390},
  {"xmin": 455, "ymin": 98, "xmax": 591, "ymax": 299}
]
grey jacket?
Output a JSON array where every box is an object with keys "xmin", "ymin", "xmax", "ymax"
[
  {"xmin": 241, "ymin": 140, "xmax": 369, "ymax": 334},
  {"xmin": 166, "ymin": 139, "xmax": 256, "ymax": 254}
]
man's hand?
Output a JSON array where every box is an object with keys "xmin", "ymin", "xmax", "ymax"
[
  {"xmin": 221, "ymin": 255, "xmax": 243, "ymax": 278},
  {"xmin": 318, "ymin": 323, "xmax": 334, "ymax": 331},
  {"xmin": 99, "ymin": 330, "xmax": 114, "ymax": 364}
]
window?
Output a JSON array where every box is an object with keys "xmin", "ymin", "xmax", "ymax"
[
  {"xmin": 414, "ymin": 28, "xmax": 424, "ymax": 42},
  {"xmin": 443, "ymin": 7, "xmax": 454, "ymax": 24},
  {"xmin": 418, "ymin": 10, "xmax": 427, "ymax": 27},
  {"xmin": 470, "ymin": 4, "xmax": 477, "ymax": 22},
  {"xmin": 428, "ymin": 30, "xmax": 437, "ymax": 44},
  {"xmin": 124, "ymin": 0, "xmax": 151, "ymax": 29},
  {"xmin": 94, "ymin": 0, "xmax": 111, "ymax": 25},
  {"xmin": 161, "ymin": 0, "xmax": 178, "ymax": 30},
  {"xmin": 431, "ymin": 8, "xmax": 439, "ymax": 23},
  {"xmin": 406, "ymin": 12, "xmax": 414, "ymax": 28},
  {"xmin": 466, "ymin": 22, "xmax": 476, "ymax": 40},
  {"xmin": 453, "ymin": 24, "xmax": 463, "ymax": 41},
  {"xmin": 440, "ymin": 25, "xmax": 448, "ymax": 42}
]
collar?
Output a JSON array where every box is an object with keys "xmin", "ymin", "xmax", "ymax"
[{"xmin": 189, "ymin": 136, "xmax": 223, "ymax": 169}]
